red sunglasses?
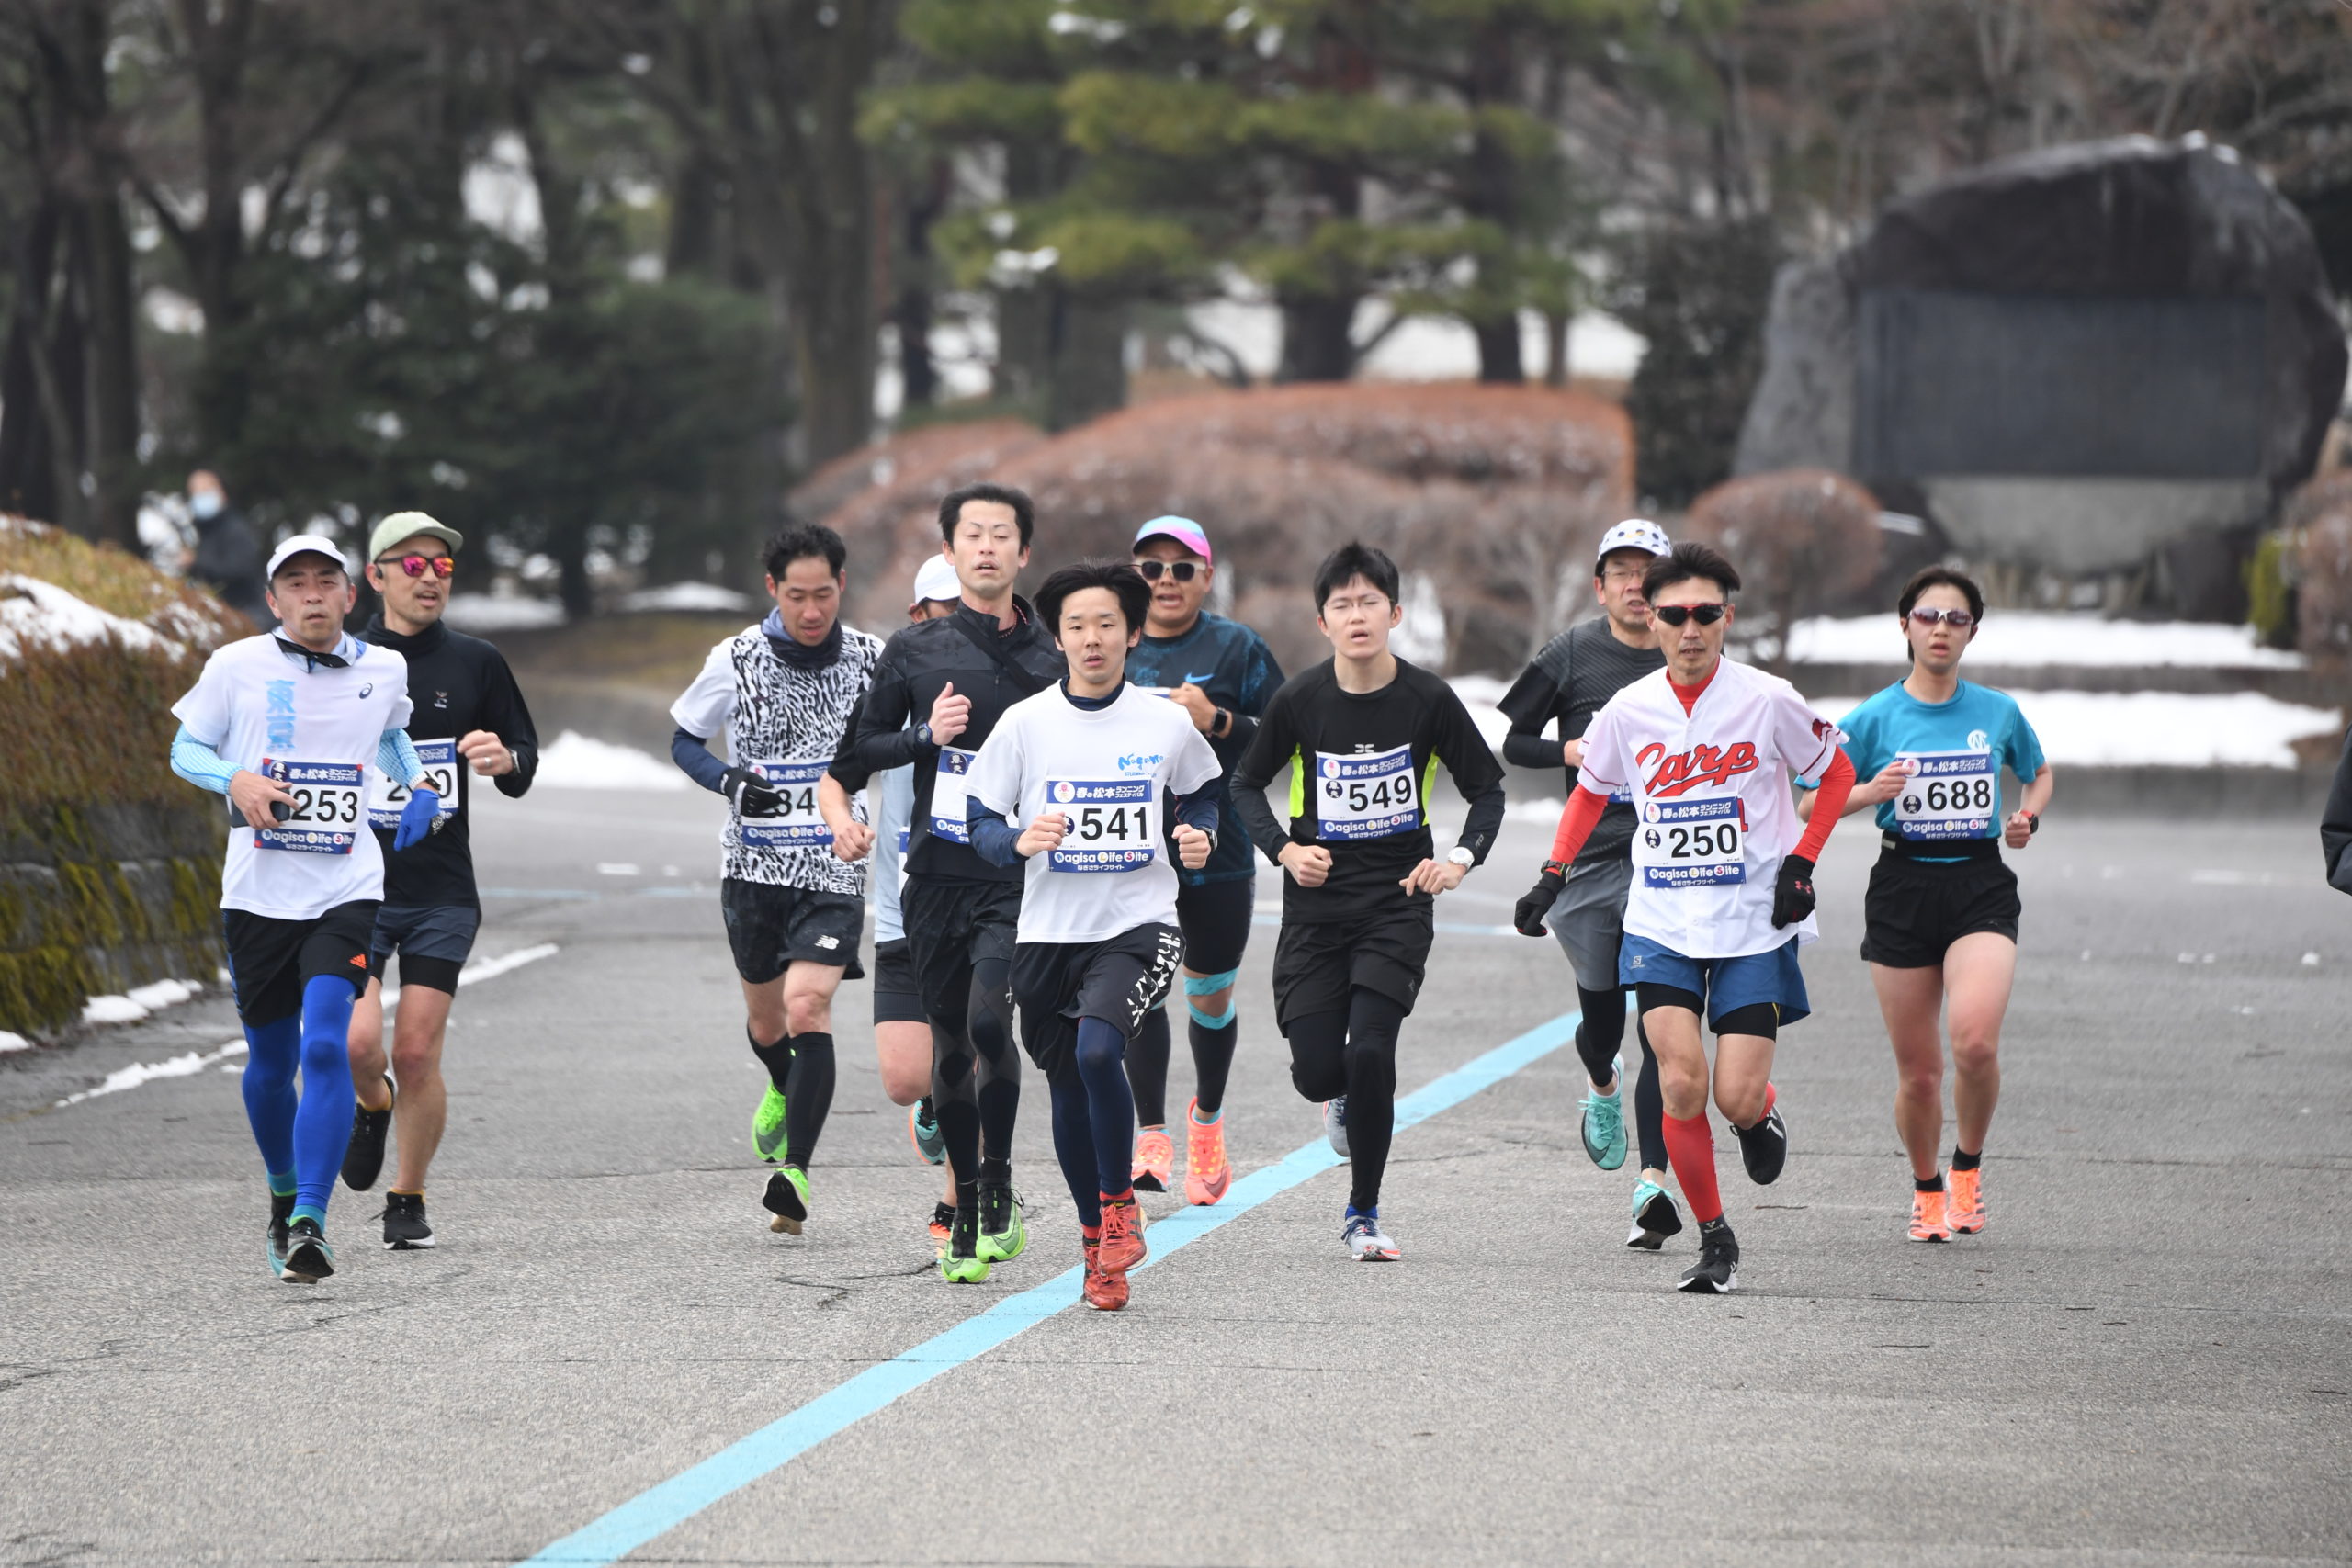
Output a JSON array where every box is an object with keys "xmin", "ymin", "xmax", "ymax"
[{"xmin": 377, "ymin": 554, "xmax": 455, "ymax": 579}]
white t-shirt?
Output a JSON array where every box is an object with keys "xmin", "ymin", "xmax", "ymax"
[
  {"xmin": 871, "ymin": 763, "xmax": 915, "ymax": 943},
  {"xmin": 1575, "ymin": 658, "xmax": 1846, "ymax": 959},
  {"xmin": 172, "ymin": 634, "xmax": 415, "ymax": 920},
  {"xmin": 967, "ymin": 683, "xmax": 1221, "ymax": 945}
]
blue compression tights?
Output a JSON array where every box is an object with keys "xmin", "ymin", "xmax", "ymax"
[
  {"xmin": 1048, "ymin": 1016, "xmax": 1139, "ymax": 1228},
  {"xmin": 239, "ymin": 975, "xmax": 358, "ymax": 1219}
]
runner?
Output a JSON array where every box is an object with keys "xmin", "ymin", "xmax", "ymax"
[
  {"xmin": 1513, "ymin": 542, "xmax": 1855, "ymax": 1293},
  {"xmin": 670, "ymin": 522, "xmax": 885, "ymax": 1235},
  {"xmin": 1497, "ymin": 518, "xmax": 1682, "ymax": 1248},
  {"xmin": 167, "ymin": 535, "xmax": 441, "ymax": 1282},
  {"xmin": 1801, "ymin": 567, "xmax": 2051, "ymax": 1244},
  {"xmin": 1229, "ymin": 542, "xmax": 1506, "ymax": 1262},
  {"xmin": 823, "ymin": 553, "xmax": 964, "ymax": 1244},
  {"xmin": 824, "ymin": 483, "xmax": 1066, "ymax": 1283},
  {"xmin": 1120, "ymin": 516, "xmax": 1284, "ymax": 1204},
  {"xmin": 966, "ymin": 560, "xmax": 1222, "ymax": 1310},
  {"xmin": 342, "ymin": 513, "xmax": 540, "ymax": 1251}
]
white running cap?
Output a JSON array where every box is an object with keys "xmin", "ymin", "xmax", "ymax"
[
  {"xmin": 910, "ymin": 553, "xmax": 961, "ymax": 606},
  {"xmin": 1595, "ymin": 518, "xmax": 1672, "ymax": 566},
  {"xmin": 266, "ymin": 533, "xmax": 352, "ymax": 581}
]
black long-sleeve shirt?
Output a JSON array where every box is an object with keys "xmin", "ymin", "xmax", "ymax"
[
  {"xmin": 2324, "ymin": 725, "xmax": 2352, "ymax": 894},
  {"xmin": 358, "ymin": 615, "xmax": 538, "ymax": 908},
  {"xmin": 1495, "ymin": 617, "xmax": 1664, "ymax": 864}
]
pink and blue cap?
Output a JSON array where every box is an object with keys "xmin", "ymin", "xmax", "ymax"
[{"xmin": 1133, "ymin": 515, "xmax": 1213, "ymax": 564}]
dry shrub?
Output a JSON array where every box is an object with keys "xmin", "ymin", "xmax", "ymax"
[
  {"xmin": 2286, "ymin": 470, "xmax": 2352, "ymax": 657},
  {"xmin": 1685, "ymin": 468, "xmax": 1883, "ymax": 672},
  {"xmin": 816, "ymin": 385, "xmax": 1632, "ymax": 673}
]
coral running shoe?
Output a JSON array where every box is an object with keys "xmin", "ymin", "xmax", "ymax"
[
  {"xmin": 1947, "ymin": 1167, "xmax": 1985, "ymax": 1235},
  {"xmin": 1098, "ymin": 1195, "xmax": 1148, "ymax": 1274},
  {"xmin": 1183, "ymin": 1101, "xmax": 1231, "ymax": 1206},
  {"xmin": 1909, "ymin": 1185, "xmax": 1952, "ymax": 1243},
  {"xmin": 1081, "ymin": 1235, "xmax": 1128, "ymax": 1312},
  {"xmin": 1131, "ymin": 1127, "xmax": 1174, "ymax": 1193},
  {"xmin": 927, "ymin": 1201, "xmax": 955, "ymax": 1247}
]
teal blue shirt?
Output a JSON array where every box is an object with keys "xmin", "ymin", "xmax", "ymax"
[{"xmin": 1838, "ymin": 680, "xmax": 2045, "ymax": 848}]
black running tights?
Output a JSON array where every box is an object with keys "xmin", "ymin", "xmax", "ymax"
[
  {"xmin": 930, "ymin": 955, "xmax": 1022, "ymax": 1201},
  {"xmin": 1287, "ymin": 987, "xmax": 1408, "ymax": 1213}
]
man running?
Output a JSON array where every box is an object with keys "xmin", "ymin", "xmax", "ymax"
[
  {"xmin": 168, "ymin": 535, "xmax": 441, "ymax": 1281},
  {"xmin": 825, "ymin": 483, "xmax": 1065, "ymax": 1283},
  {"xmin": 342, "ymin": 513, "xmax": 540, "ymax": 1251},
  {"xmin": 1514, "ymin": 542, "xmax": 1855, "ymax": 1294},
  {"xmin": 1121, "ymin": 515, "xmax": 1283, "ymax": 1204},
  {"xmin": 671, "ymin": 522, "xmax": 885, "ymax": 1235},
  {"xmin": 1802, "ymin": 567, "xmax": 2051, "ymax": 1244},
  {"xmin": 967, "ymin": 561, "xmax": 1222, "ymax": 1309},
  {"xmin": 1497, "ymin": 518, "xmax": 1682, "ymax": 1248},
  {"xmin": 1230, "ymin": 542, "xmax": 1506, "ymax": 1262}
]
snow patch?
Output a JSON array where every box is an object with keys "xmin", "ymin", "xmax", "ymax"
[
  {"xmin": 0, "ymin": 1032, "xmax": 31, "ymax": 1054},
  {"xmin": 617, "ymin": 581, "xmax": 753, "ymax": 615},
  {"xmin": 535, "ymin": 730, "xmax": 691, "ymax": 791},
  {"xmin": 0, "ymin": 574, "xmax": 180, "ymax": 663},
  {"xmin": 1449, "ymin": 673, "xmax": 1513, "ymax": 752},
  {"xmin": 443, "ymin": 594, "xmax": 566, "ymax": 632},
  {"xmin": 1808, "ymin": 690, "xmax": 2340, "ymax": 769},
  {"xmin": 1787, "ymin": 613, "xmax": 2303, "ymax": 670},
  {"xmin": 78, "ymin": 977, "xmax": 205, "ymax": 1027}
]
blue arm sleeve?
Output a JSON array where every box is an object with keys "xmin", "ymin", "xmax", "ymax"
[
  {"xmin": 375, "ymin": 728, "xmax": 425, "ymax": 787},
  {"xmin": 1171, "ymin": 787, "xmax": 1219, "ymax": 837},
  {"xmin": 671, "ymin": 727, "xmax": 731, "ymax": 795},
  {"xmin": 967, "ymin": 795, "xmax": 1024, "ymax": 867},
  {"xmin": 170, "ymin": 726, "xmax": 240, "ymax": 795}
]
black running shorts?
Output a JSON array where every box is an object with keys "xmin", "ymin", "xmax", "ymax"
[
  {"xmin": 899, "ymin": 875, "xmax": 1023, "ymax": 1021},
  {"xmin": 223, "ymin": 899, "xmax": 380, "ymax": 1027},
  {"xmin": 1173, "ymin": 877, "xmax": 1254, "ymax": 976},
  {"xmin": 1860, "ymin": 850, "xmax": 2021, "ymax": 968},
  {"xmin": 1011, "ymin": 922, "xmax": 1186, "ymax": 1077},
  {"xmin": 719, "ymin": 878, "xmax": 866, "ymax": 985},
  {"xmin": 1270, "ymin": 901, "xmax": 1434, "ymax": 1031},
  {"xmin": 871, "ymin": 937, "xmax": 925, "ymax": 1026}
]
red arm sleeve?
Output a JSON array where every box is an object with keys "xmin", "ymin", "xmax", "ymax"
[
  {"xmin": 1793, "ymin": 747, "xmax": 1855, "ymax": 861},
  {"xmin": 1546, "ymin": 785, "xmax": 1611, "ymax": 867}
]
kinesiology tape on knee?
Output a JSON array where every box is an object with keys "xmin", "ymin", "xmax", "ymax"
[{"xmin": 1183, "ymin": 966, "xmax": 1240, "ymax": 1029}]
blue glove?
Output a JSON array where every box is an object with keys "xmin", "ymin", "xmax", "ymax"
[{"xmin": 394, "ymin": 788, "xmax": 441, "ymax": 851}]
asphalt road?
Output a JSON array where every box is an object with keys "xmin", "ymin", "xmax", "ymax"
[{"xmin": 4, "ymin": 783, "xmax": 2347, "ymax": 1567}]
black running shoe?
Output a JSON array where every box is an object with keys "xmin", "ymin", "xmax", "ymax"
[
  {"xmin": 380, "ymin": 1190, "xmax": 435, "ymax": 1250},
  {"xmin": 282, "ymin": 1217, "xmax": 335, "ymax": 1283},
  {"xmin": 1626, "ymin": 1179, "xmax": 1684, "ymax": 1250},
  {"xmin": 763, "ymin": 1167, "xmax": 809, "ymax": 1235},
  {"xmin": 266, "ymin": 1193, "xmax": 295, "ymax": 1279},
  {"xmin": 1736, "ymin": 1103, "xmax": 1788, "ymax": 1185},
  {"xmin": 342, "ymin": 1077, "xmax": 394, "ymax": 1191},
  {"xmin": 1677, "ymin": 1219, "xmax": 1739, "ymax": 1294}
]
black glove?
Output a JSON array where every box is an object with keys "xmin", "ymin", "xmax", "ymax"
[
  {"xmin": 720, "ymin": 764, "xmax": 786, "ymax": 818},
  {"xmin": 1513, "ymin": 864, "xmax": 1567, "ymax": 937},
  {"xmin": 1771, "ymin": 853, "xmax": 1816, "ymax": 929}
]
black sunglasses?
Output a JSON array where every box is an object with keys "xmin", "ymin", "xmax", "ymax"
[
  {"xmin": 1134, "ymin": 559, "xmax": 1201, "ymax": 583},
  {"xmin": 1652, "ymin": 603, "xmax": 1727, "ymax": 627},
  {"xmin": 1906, "ymin": 607, "xmax": 1975, "ymax": 628}
]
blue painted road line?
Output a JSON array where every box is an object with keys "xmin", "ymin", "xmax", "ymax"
[{"xmin": 516, "ymin": 1009, "xmax": 1578, "ymax": 1568}]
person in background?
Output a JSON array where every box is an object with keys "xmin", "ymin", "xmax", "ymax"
[
  {"xmin": 182, "ymin": 470, "xmax": 269, "ymax": 630},
  {"xmin": 2324, "ymin": 725, "xmax": 2352, "ymax": 896}
]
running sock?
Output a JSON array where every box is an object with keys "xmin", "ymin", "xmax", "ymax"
[
  {"xmin": 1737, "ymin": 1081, "xmax": 1779, "ymax": 1133},
  {"xmin": 1074, "ymin": 1016, "xmax": 1136, "ymax": 1200},
  {"xmin": 1191, "ymin": 1100, "xmax": 1219, "ymax": 1126},
  {"xmin": 290, "ymin": 1203, "xmax": 327, "ymax": 1227},
  {"xmin": 238, "ymin": 1014, "xmax": 301, "ymax": 1180},
  {"xmin": 1662, "ymin": 1111, "xmax": 1724, "ymax": 1225},
  {"xmin": 1951, "ymin": 1146, "xmax": 1982, "ymax": 1171},
  {"xmin": 1574, "ymin": 985, "xmax": 1627, "ymax": 1087},
  {"xmin": 782, "ymin": 1032, "xmax": 835, "ymax": 1168},
  {"xmin": 267, "ymin": 1170, "xmax": 298, "ymax": 1198},
  {"xmin": 292, "ymin": 975, "xmax": 358, "ymax": 1215},
  {"xmin": 1188, "ymin": 1012, "xmax": 1237, "ymax": 1117},
  {"xmin": 1915, "ymin": 1174, "xmax": 1945, "ymax": 1193},
  {"xmin": 749, "ymin": 1029, "xmax": 792, "ymax": 1093},
  {"xmin": 1632, "ymin": 1020, "xmax": 1667, "ymax": 1174},
  {"xmin": 1128, "ymin": 1006, "xmax": 1172, "ymax": 1127},
  {"xmin": 1340, "ymin": 988, "xmax": 1405, "ymax": 1213},
  {"xmin": 1046, "ymin": 1067, "xmax": 1102, "ymax": 1229}
]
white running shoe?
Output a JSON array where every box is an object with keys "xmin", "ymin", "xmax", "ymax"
[
  {"xmin": 1341, "ymin": 1210, "xmax": 1397, "ymax": 1261},
  {"xmin": 1324, "ymin": 1096, "xmax": 1350, "ymax": 1158}
]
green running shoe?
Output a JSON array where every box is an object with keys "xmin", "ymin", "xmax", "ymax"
[
  {"xmin": 977, "ymin": 1181, "xmax": 1026, "ymax": 1262},
  {"xmin": 1579, "ymin": 1053, "xmax": 1628, "ymax": 1171},
  {"xmin": 752, "ymin": 1084, "xmax": 788, "ymax": 1164},
  {"xmin": 939, "ymin": 1204, "xmax": 989, "ymax": 1283},
  {"xmin": 763, "ymin": 1166, "xmax": 810, "ymax": 1235}
]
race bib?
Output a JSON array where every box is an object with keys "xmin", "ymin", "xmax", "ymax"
[
  {"xmin": 738, "ymin": 758, "xmax": 830, "ymax": 849},
  {"xmin": 257, "ymin": 758, "xmax": 366, "ymax": 855},
  {"xmin": 367, "ymin": 739, "xmax": 459, "ymax": 830},
  {"xmin": 1314, "ymin": 745, "xmax": 1419, "ymax": 841},
  {"xmin": 1633, "ymin": 796, "xmax": 1747, "ymax": 888},
  {"xmin": 931, "ymin": 747, "xmax": 977, "ymax": 843},
  {"xmin": 1893, "ymin": 750, "xmax": 1998, "ymax": 840},
  {"xmin": 1044, "ymin": 778, "xmax": 1159, "ymax": 873}
]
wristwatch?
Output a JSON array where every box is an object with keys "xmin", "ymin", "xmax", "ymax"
[
  {"xmin": 2026, "ymin": 811, "xmax": 2041, "ymax": 835},
  {"xmin": 1445, "ymin": 846, "xmax": 1476, "ymax": 870},
  {"xmin": 914, "ymin": 721, "xmax": 933, "ymax": 747},
  {"xmin": 1212, "ymin": 706, "xmax": 1232, "ymax": 739}
]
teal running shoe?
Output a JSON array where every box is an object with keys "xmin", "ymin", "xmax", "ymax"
[
  {"xmin": 266, "ymin": 1193, "xmax": 294, "ymax": 1279},
  {"xmin": 977, "ymin": 1181, "xmax": 1026, "ymax": 1262},
  {"xmin": 752, "ymin": 1084, "xmax": 788, "ymax": 1164},
  {"xmin": 1627, "ymin": 1178, "xmax": 1684, "ymax": 1250},
  {"xmin": 909, "ymin": 1099, "xmax": 946, "ymax": 1166},
  {"xmin": 281, "ymin": 1217, "xmax": 334, "ymax": 1283},
  {"xmin": 1580, "ymin": 1053, "xmax": 1628, "ymax": 1170},
  {"xmin": 763, "ymin": 1166, "xmax": 810, "ymax": 1235}
]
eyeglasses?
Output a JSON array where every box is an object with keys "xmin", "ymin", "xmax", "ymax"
[
  {"xmin": 1134, "ymin": 559, "xmax": 1200, "ymax": 583},
  {"xmin": 1906, "ymin": 607, "xmax": 1975, "ymax": 628},
  {"xmin": 378, "ymin": 554, "xmax": 455, "ymax": 580},
  {"xmin": 1651, "ymin": 603, "xmax": 1727, "ymax": 627}
]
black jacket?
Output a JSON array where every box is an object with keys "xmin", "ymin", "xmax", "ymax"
[
  {"xmin": 2324, "ymin": 725, "xmax": 2352, "ymax": 895},
  {"xmin": 189, "ymin": 505, "xmax": 268, "ymax": 628},
  {"xmin": 359, "ymin": 615, "xmax": 540, "ymax": 908},
  {"xmin": 829, "ymin": 598, "xmax": 1065, "ymax": 884}
]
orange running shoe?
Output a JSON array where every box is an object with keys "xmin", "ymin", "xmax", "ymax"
[
  {"xmin": 1098, "ymin": 1194, "xmax": 1148, "ymax": 1274},
  {"xmin": 1081, "ymin": 1236, "xmax": 1128, "ymax": 1311},
  {"xmin": 927, "ymin": 1201, "xmax": 954, "ymax": 1247},
  {"xmin": 1948, "ymin": 1167, "xmax": 1985, "ymax": 1234},
  {"xmin": 1908, "ymin": 1186, "xmax": 1952, "ymax": 1243},
  {"xmin": 1183, "ymin": 1100, "xmax": 1231, "ymax": 1206},
  {"xmin": 1131, "ymin": 1127, "xmax": 1174, "ymax": 1192}
]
